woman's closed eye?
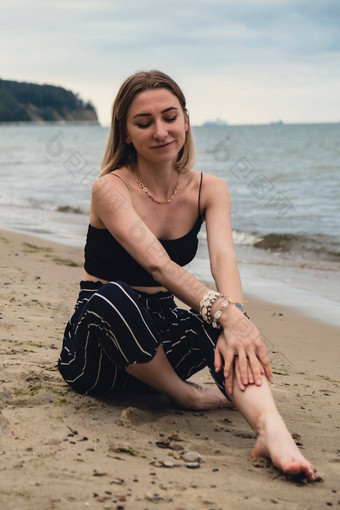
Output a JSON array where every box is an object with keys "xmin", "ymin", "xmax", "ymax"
[
  {"xmin": 136, "ymin": 116, "xmax": 178, "ymax": 129},
  {"xmin": 165, "ymin": 115, "xmax": 178, "ymax": 123}
]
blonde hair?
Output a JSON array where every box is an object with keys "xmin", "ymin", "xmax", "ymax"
[{"xmin": 100, "ymin": 70, "xmax": 195, "ymax": 176}]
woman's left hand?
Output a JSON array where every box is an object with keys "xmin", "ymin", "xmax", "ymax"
[{"xmin": 214, "ymin": 308, "xmax": 273, "ymax": 395}]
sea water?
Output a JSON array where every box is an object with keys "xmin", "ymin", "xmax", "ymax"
[{"xmin": 0, "ymin": 123, "xmax": 339, "ymax": 324}]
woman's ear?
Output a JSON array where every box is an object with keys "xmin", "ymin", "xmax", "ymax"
[{"xmin": 125, "ymin": 135, "xmax": 131, "ymax": 143}]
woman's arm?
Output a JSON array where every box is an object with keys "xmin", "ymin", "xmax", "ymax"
[
  {"xmin": 203, "ymin": 174, "xmax": 273, "ymax": 393},
  {"xmin": 92, "ymin": 174, "xmax": 208, "ymax": 307},
  {"xmin": 204, "ymin": 173, "xmax": 243, "ymax": 300}
]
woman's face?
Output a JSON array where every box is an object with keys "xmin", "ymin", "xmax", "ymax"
[{"xmin": 125, "ymin": 88, "xmax": 188, "ymax": 166}]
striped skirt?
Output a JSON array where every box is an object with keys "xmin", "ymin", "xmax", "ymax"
[{"xmin": 58, "ymin": 280, "xmax": 225, "ymax": 396}]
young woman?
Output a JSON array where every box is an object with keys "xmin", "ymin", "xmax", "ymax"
[{"xmin": 58, "ymin": 70, "xmax": 315, "ymax": 481}]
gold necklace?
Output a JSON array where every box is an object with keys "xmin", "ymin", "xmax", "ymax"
[{"xmin": 136, "ymin": 173, "xmax": 180, "ymax": 205}]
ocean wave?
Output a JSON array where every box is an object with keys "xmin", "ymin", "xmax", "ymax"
[
  {"xmin": 0, "ymin": 194, "xmax": 34, "ymax": 208},
  {"xmin": 0, "ymin": 195, "xmax": 86, "ymax": 215},
  {"xmin": 56, "ymin": 205, "xmax": 83, "ymax": 214},
  {"xmin": 195, "ymin": 228, "xmax": 340, "ymax": 263},
  {"xmin": 253, "ymin": 232, "xmax": 340, "ymax": 261},
  {"xmin": 233, "ymin": 230, "xmax": 262, "ymax": 246}
]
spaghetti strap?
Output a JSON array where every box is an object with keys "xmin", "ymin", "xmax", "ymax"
[
  {"xmin": 198, "ymin": 172, "xmax": 204, "ymax": 219},
  {"xmin": 109, "ymin": 172, "xmax": 130, "ymax": 190}
]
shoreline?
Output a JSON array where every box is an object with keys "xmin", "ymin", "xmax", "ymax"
[
  {"xmin": 1, "ymin": 213, "xmax": 340, "ymax": 329},
  {"xmin": 0, "ymin": 228, "xmax": 339, "ymax": 509}
]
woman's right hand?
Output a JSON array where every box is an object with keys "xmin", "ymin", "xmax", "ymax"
[{"xmin": 214, "ymin": 307, "xmax": 273, "ymax": 395}]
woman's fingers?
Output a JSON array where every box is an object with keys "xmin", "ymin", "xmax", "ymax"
[
  {"xmin": 225, "ymin": 361, "xmax": 234, "ymax": 395},
  {"xmin": 234, "ymin": 357, "xmax": 245, "ymax": 391},
  {"xmin": 235, "ymin": 356, "xmax": 256, "ymax": 389},
  {"xmin": 237, "ymin": 349, "xmax": 249, "ymax": 388},
  {"xmin": 247, "ymin": 351, "xmax": 263, "ymax": 386},
  {"xmin": 223, "ymin": 347, "xmax": 235, "ymax": 380},
  {"xmin": 214, "ymin": 346, "xmax": 223, "ymax": 373},
  {"xmin": 256, "ymin": 343, "xmax": 273, "ymax": 382},
  {"xmin": 216, "ymin": 320, "xmax": 274, "ymax": 396},
  {"xmin": 223, "ymin": 346, "xmax": 238, "ymax": 395},
  {"xmin": 248, "ymin": 361, "xmax": 254, "ymax": 384}
]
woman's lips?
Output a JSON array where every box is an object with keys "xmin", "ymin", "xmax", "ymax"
[{"xmin": 151, "ymin": 141, "xmax": 175, "ymax": 149}]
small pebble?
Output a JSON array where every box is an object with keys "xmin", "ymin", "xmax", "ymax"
[
  {"xmin": 111, "ymin": 478, "xmax": 124, "ymax": 485},
  {"xmin": 292, "ymin": 433, "xmax": 301, "ymax": 441},
  {"xmin": 181, "ymin": 451, "xmax": 201, "ymax": 463},
  {"xmin": 212, "ymin": 468, "xmax": 219, "ymax": 472},
  {"xmin": 163, "ymin": 461, "xmax": 175, "ymax": 468},
  {"xmin": 169, "ymin": 443, "xmax": 183, "ymax": 451},
  {"xmin": 150, "ymin": 461, "xmax": 163, "ymax": 468},
  {"xmin": 186, "ymin": 462, "xmax": 200, "ymax": 469}
]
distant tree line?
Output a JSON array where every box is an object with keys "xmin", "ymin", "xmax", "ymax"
[{"xmin": 0, "ymin": 79, "xmax": 97, "ymax": 122}]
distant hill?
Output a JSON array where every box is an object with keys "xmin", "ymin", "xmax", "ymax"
[{"xmin": 0, "ymin": 78, "xmax": 99, "ymax": 123}]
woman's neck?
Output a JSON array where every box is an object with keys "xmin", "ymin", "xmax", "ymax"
[{"xmin": 134, "ymin": 159, "xmax": 179, "ymax": 196}]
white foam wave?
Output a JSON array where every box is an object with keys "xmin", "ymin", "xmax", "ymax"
[
  {"xmin": 233, "ymin": 230, "xmax": 262, "ymax": 246},
  {"xmin": 198, "ymin": 228, "xmax": 261, "ymax": 246}
]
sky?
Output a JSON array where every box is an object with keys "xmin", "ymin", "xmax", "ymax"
[{"xmin": 1, "ymin": 0, "xmax": 340, "ymax": 126}]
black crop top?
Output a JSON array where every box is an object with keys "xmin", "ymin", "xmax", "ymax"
[{"xmin": 84, "ymin": 172, "xmax": 204, "ymax": 286}]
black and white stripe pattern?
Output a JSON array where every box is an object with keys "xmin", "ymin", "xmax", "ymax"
[{"xmin": 58, "ymin": 280, "xmax": 225, "ymax": 396}]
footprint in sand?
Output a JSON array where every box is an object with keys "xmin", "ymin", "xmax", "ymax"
[{"xmin": 115, "ymin": 406, "xmax": 162, "ymax": 428}]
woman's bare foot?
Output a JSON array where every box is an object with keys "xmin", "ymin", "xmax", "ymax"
[
  {"xmin": 180, "ymin": 381, "xmax": 231, "ymax": 410},
  {"xmin": 251, "ymin": 412, "xmax": 316, "ymax": 481}
]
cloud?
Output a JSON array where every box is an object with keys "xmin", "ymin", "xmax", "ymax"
[{"xmin": 1, "ymin": 0, "xmax": 339, "ymax": 124}]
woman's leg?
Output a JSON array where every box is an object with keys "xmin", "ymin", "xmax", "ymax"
[
  {"xmin": 127, "ymin": 346, "xmax": 315, "ymax": 480},
  {"xmin": 59, "ymin": 281, "xmax": 165, "ymax": 395},
  {"xmin": 226, "ymin": 376, "xmax": 316, "ymax": 480},
  {"xmin": 126, "ymin": 344, "xmax": 229, "ymax": 410}
]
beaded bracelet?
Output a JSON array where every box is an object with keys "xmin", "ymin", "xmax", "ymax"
[
  {"xmin": 199, "ymin": 290, "xmax": 224, "ymax": 325},
  {"xmin": 212, "ymin": 301, "xmax": 250, "ymax": 328},
  {"xmin": 200, "ymin": 290, "xmax": 249, "ymax": 327},
  {"xmin": 211, "ymin": 298, "xmax": 230, "ymax": 329}
]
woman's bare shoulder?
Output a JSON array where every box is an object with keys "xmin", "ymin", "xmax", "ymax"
[
  {"xmin": 90, "ymin": 168, "xmax": 135, "ymax": 227},
  {"xmin": 200, "ymin": 172, "xmax": 229, "ymax": 193},
  {"xmin": 92, "ymin": 167, "xmax": 131, "ymax": 193}
]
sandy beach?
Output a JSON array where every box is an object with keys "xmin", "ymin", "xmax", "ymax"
[{"xmin": 0, "ymin": 228, "xmax": 339, "ymax": 510}]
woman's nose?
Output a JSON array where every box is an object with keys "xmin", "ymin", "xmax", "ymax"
[{"xmin": 153, "ymin": 120, "xmax": 167, "ymax": 139}]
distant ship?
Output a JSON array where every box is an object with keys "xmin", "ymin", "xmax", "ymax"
[
  {"xmin": 201, "ymin": 119, "xmax": 228, "ymax": 127},
  {"xmin": 270, "ymin": 120, "xmax": 284, "ymax": 125}
]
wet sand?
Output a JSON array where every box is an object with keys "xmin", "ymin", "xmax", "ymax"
[{"xmin": 0, "ymin": 228, "xmax": 339, "ymax": 510}]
